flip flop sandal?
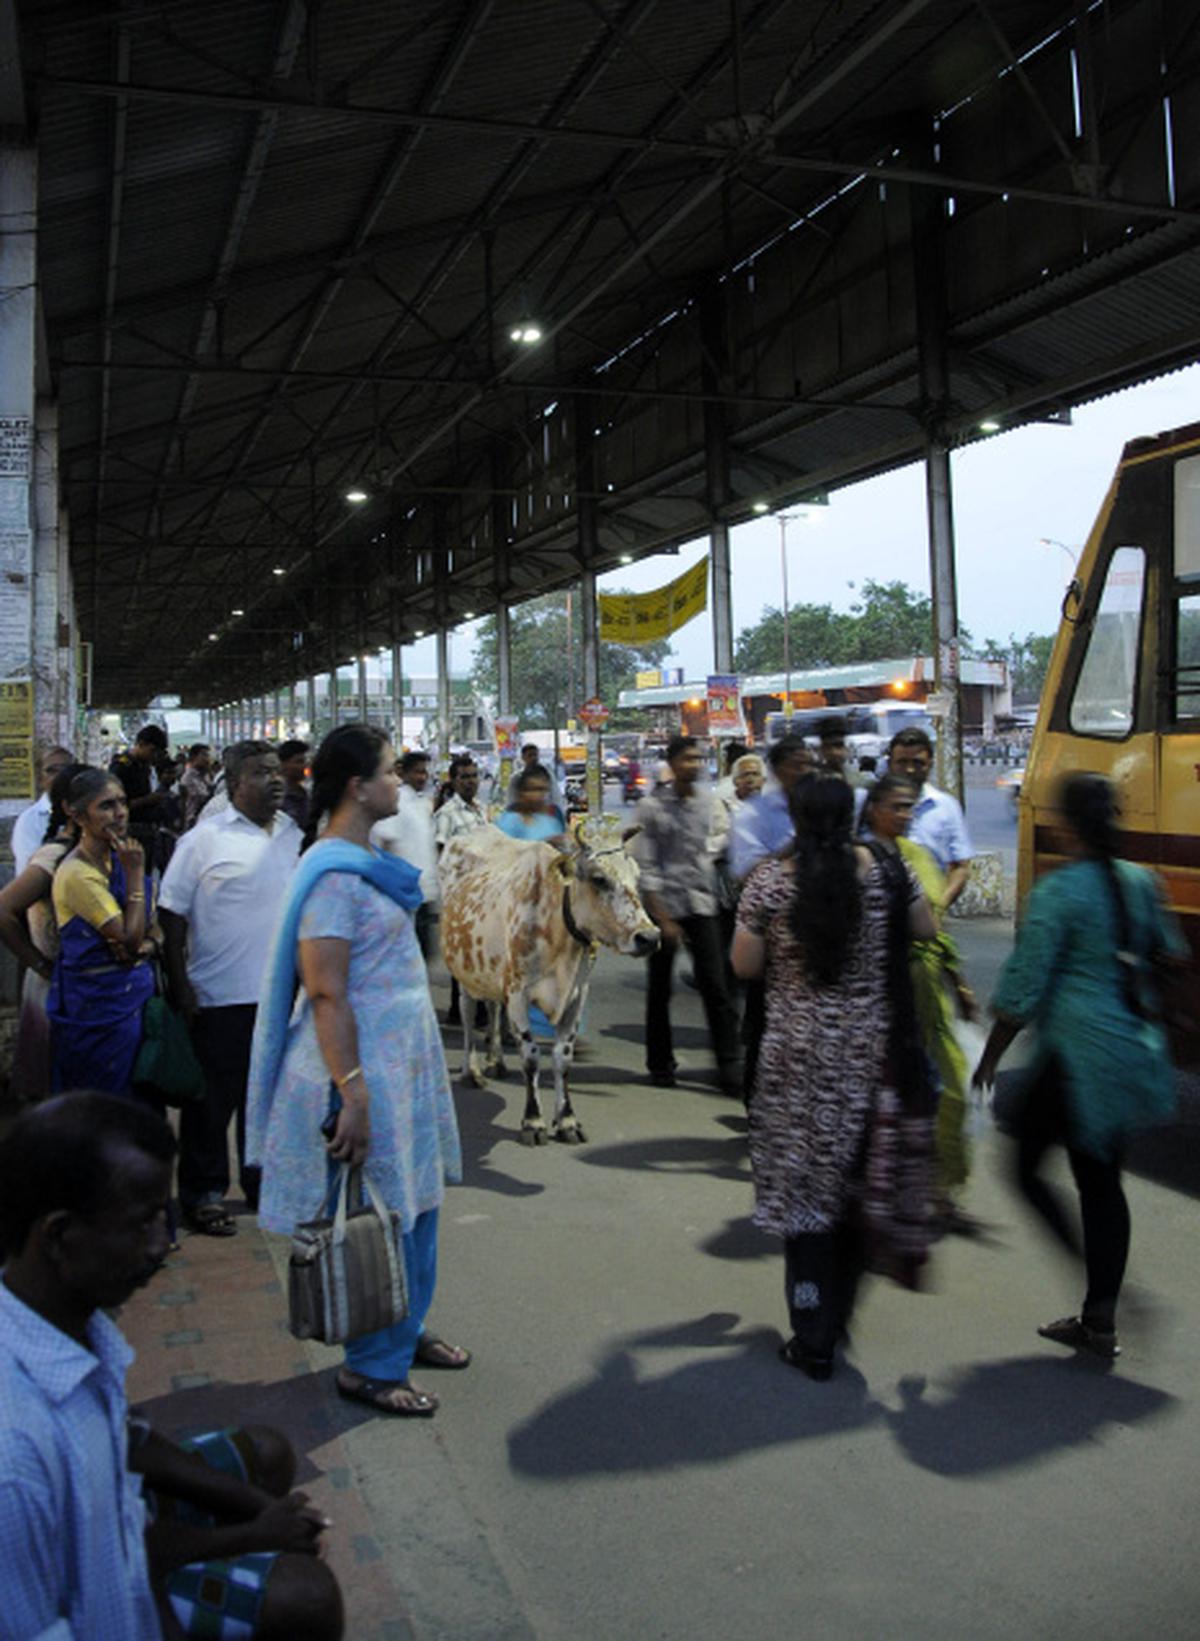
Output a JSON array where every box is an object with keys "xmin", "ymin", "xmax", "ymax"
[
  {"xmin": 335, "ymin": 1374, "xmax": 439, "ymax": 1416},
  {"xmin": 1037, "ymin": 1315, "xmax": 1120, "ymax": 1360},
  {"xmin": 185, "ymin": 1203, "xmax": 237, "ymax": 1237},
  {"xmin": 414, "ymin": 1334, "xmax": 472, "ymax": 1370}
]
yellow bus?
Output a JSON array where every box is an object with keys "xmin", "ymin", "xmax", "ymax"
[{"xmin": 1018, "ymin": 418, "xmax": 1200, "ymax": 1036}]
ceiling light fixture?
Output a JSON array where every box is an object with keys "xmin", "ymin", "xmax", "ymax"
[
  {"xmin": 231, "ymin": 608, "xmax": 244, "ymax": 617},
  {"xmin": 272, "ymin": 565, "xmax": 285, "ymax": 576},
  {"xmin": 979, "ymin": 418, "xmax": 1001, "ymax": 433},
  {"xmin": 509, "ymin": 321, "xmax": 542, "ymax": 345},
  {"xmin": 619, "ymin": 554, "xmax": 633, "ymax": 564},
  {"xmin": 751, "ymin": 500, "xmax": 770, "ymax": 515},
  {"xmin": 463, "ymin": 611, "xmax": 475, "ymax": 621},
  {"xmin": 207, "ymin": 632, "xmax": 219, "ymax": 641},
  {"xmin": 345, "ymin": 487, "xmax": 369, "ymax": 504}
]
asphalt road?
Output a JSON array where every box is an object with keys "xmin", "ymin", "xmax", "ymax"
[{"xmin": 291, "ymin": 918, "xmax": 1199, "ymax": 1641}]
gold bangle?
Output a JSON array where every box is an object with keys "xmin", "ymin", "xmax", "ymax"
[
  {"xmin": 127, "ymin": 893, "xmax": 145, "ymax": 902},
  {"xmin": 335, "ymin": 1065, "xmax": 364, "ymax": 1091}
]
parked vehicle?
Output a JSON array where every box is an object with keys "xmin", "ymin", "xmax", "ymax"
[{"xmin": 1018, "ymin": 417, "xmax": 1200, "ymax": 1055}]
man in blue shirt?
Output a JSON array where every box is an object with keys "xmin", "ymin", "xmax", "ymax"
[
  {"xmin": 728, "ymin": 735, "xmax": 815, "ymax": 883},
  {"xmin": 888, "ymin": 727, "xmax": 973, "ymax": 909},
  {"xmin": 0, "ymin": 1094, "xmax": 343, "ymax": 1641}
]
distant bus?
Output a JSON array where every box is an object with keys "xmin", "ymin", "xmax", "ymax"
[{"xmin": 765, "ymin": 701, "xmax": 934, "ymax": 763}]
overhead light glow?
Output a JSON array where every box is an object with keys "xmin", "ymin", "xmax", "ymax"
[
  {"xmin": 414, "ymin": 630, "xmax": 425, "ymax": 639},
  {"xmin": 619, "ymin": 554, "xmax": 633, "ymax": 564},
  {"xmin": 509, "ymin": 323, "xmax": 542, "ymax": 345},
  {"xmin": 272, "ymin": 565, "xmax": 285, "ymax": 576},
  {"xmin": 207, "ymin": 632, "xmax": 219, "ymax": 641},
  {"xmin": 979, "ymin": 418, "xmax": 1001, "ymax": 433},
  {"xmin": 463, "ymin": 611, "xmax": 475, "ymax": 621},
  {"xmin": 751, "ymin": 500, "xmax": 770, "ymax": 515},
  {"xmin": 345, "ymin": 488, "xmax": 369, "ymax": 504},
  {"xmin": 231, "ymin": 608, "xmax": 244, "ymax": 617}
]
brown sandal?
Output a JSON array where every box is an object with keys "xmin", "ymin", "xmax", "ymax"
[
  {"xmin": 414, "ymin": 1334, "xmax": 472, "ymax": 1370},
  {"xmin": 335, "ymin": 1372, "xmax": 439, "ymax": 1416}
]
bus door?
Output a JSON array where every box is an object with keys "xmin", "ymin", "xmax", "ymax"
[{"xmin": 1024, "ymin": 462, "xmax": 1159, "ymax": 887}]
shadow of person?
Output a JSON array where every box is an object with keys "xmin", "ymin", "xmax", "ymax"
[
  {"xmin": 452, "ymin": 1083, "xmax": 545, "ymax": 1198},
  {"xmin": 131, "ymin": 1370, "xmax": 379, "ymax": 1483},
  {"xmin": 698, "ymin": 1216, "xmax": 776, "ymax": 1262},
  {"xmin": 576, "ymin": 1133, "xmax": 751, "ymax": 1182},
  {"xmin": 507, "ymin": 1312, "xmax": 880, "ymax": 1479},
  {"xmin": 886, "ymin": 1357, "xmax": 1177, "ymax": 1478}
]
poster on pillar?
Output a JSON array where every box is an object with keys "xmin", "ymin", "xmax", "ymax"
[
  {"xmin": 0, "ymin": 679, "xmax": 35, "ymax": 800},
  {"xmin": 598, "ymin": 557, "xmax": 708, "ymax": 643},
  {"xmin": 706, "ymin": 675, "xmax": 745, "ymax": 737},
  {"xmin": 493, "ymin": 716, "xmax": 520, "ymax": 757}
]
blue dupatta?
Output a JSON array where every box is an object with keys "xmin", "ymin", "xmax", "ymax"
[{"xmin": 245, "ymin": 840, "xmax": 422, "ymax": 1162}]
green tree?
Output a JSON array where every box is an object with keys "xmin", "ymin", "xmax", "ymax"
[
  {"xmin": 978, "ymin": 631, "xmax": 1056, "ymax": 701},
  {"xmin": 733, "ymin": 579, "xmax": 935, "ymax": 673},
  {"xmin": 471, "ymin": 592, "xmax": 673, "ymax": 727}
]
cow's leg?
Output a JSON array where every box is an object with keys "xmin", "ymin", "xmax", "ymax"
[
  {"xmin": 507, "ymin": 993, "xmax": 547, "ymax": 1145},
  {"xmin": 459, "ymin": 985, "xmax": 487, "ymax": 1088},
  {"xmin": 484, "ymin": 1000, "xmax": 507, "ymax": 1079},
  {"xmin": 550, "ymin": 978, "xmax": 591, "ymax": 1145}
]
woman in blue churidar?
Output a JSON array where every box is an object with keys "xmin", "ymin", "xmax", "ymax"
[
  {"xmin": 494, "ymin": 766, "xmax": 565, "ymax": 843},
  {"xmin": 247, "ymin": 725, "xmax": 464, "ymax": 1416},
  {"xmin": 974, "ymin": 772, "xmax": 1186, "ymax": 1360},
  {"xmin": 45, "ymin": 767, "xmax": 160, "ymax": 1096}
]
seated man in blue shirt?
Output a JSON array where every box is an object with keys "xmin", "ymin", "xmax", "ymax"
[
  {"xmin": 888, "ymin": 727, "xmax": 973, "ymax": 910},
  {"xmin": 0, "ymin": 1093, "xmax": 343, "ymax": 1641},
  {"xmin": 728, "ymin": 735, "xmax": 815, "ymax": 883}
]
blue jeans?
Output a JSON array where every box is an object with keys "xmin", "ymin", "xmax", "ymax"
[{"xmin": 343, "ymin": 1207, "xmax": 439, "ymax": 1380}]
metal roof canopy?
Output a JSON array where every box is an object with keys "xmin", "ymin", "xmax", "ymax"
[{"xmin": 12, "ymin": 0, "xmax": 1200, "ymax": 707}]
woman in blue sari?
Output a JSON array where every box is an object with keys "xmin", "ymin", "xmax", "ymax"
[
  {"xmin": 247, "ymin": 725, "xmax": 463, "ymax": 1418},
  {"xmin": 46, "ymin": 767, "xmax": 158, "ymax": 1095}
]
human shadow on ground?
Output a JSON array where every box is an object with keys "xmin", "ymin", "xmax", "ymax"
[
  {"xmin": 132, "ymin": 1369, "xmax": 378, "ymax": 1483},
  {"xmin": 451, "ymin": 1084, "xmax": 545, "ymax": 1198},
  {"xmin": 508, "ymin": 1312, "xmax": 876, "ymax": 1477},
  {"xmin": 576, "ymin": 1133, "xmax": 752, "ymax": 1183},
  {"xmin": 699, "ymin": 1215, "xmax": 775, "ymax": 1262},
  {"xmin": 602, "ymin": 1021, "xmax": 711, "ymax": 1052},
  {"xmin": 885, "ymin": 1356, "xmax": 1176, "ymax": 1476}
]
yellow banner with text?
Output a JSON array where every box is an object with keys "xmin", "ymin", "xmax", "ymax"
[{"xmin": 599, "ymin": 557, "xmax": 708, "ymax": 644}]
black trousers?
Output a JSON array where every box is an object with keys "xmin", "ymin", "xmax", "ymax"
[
  {"xmin": 783, "ymin": 1222, "xmax": 864, "ymax": 1358},
  {"xmin": 179, "ymin": 1004, "xmax": 260, "ymax": 1212},
  {"xmin": 1012, "ymin": 1058, "xmax": 1130, "ymax": 1330},
  {"xmin": 646, "ymin": 913, "xmax": 742, "ymax": 1091},
  {"xmin": 414, "ymin": 903, "xmax": 438, "ymax": 962}
]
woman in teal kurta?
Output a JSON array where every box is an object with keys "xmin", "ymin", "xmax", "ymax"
[{"xmin": 974, "ymin": 773, "xmax": 1186, "ymax": 1359}]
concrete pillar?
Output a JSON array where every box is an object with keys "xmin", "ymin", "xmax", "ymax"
[
  {"xmin": 701, "ymin": 284, "xmax": 734, "ymax": 675},
  {"xmin": 911, "ymin": 149, "xmax": 964, "ymax": 804},
  {"xmin": 0, "ymin": 143, "xmax": 40, "ymax": 823},
  {"xmin": 356, "ymin": 655, "xmax": 369, "ymax": 723},
  {"xmin": 575, "ymin": 401, "xmax": 603, "ymax": 815},
  {"xmin": 390, "ymin": 643, "xmax": 403, "ymax": 744},
  {"xmin": 305, "ymin": 676, "xmax": 317, "ymax": 739},
  {"xmin": 436, "ymin": 630, "xmax": 451, "ymax": 756}
]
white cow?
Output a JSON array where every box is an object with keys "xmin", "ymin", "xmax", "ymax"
[{"xmin": 439, "ymin": 819, "xmax": 658, "ymax": 1143}]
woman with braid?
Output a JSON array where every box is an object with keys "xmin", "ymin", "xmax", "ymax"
[
  {"xmin": 733, "ymin": 777, "xmax": 937, "ymax": 1381},
  {"xmin": 247, "ymin": 725, "xmax": 464, "ymax": 1417},
  {"xmin": 974, "ymin": 772, "xmax": 1186, "ymax": 1360}
]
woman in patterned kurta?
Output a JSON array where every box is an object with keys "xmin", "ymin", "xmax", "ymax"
[
  {"xmin": 248, "ymin": 725, "xmax": 463, "ymax": 1417},
  {"xmin": 733, "ymin": 777, "xmax": 936, "ymax": 1380}
]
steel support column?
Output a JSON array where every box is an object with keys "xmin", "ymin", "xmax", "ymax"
[
  {"xmin": 575, "ymin": 400, "xmax": 602, "ymax": 815},
  {"xmin": 356, "ymin": 655, "xmax": 369, "ymax": 723},
  {"xmin": 701, "ymin": 284, "xmax": 734, "ymax": 676},
  {"xmin": 491, "ymin": 444, "xmax": 514, "ymax": 785},
  {"xmin": 911, "ymin": 153, "xmax": 964, "ymax": 805},
  {"xmin": 305, "ymin": 676, "xmax": 316, "ymax": 738},
  {"xmin": 390, "ymin": 643, "xmax": 403, "ymax": 742}
]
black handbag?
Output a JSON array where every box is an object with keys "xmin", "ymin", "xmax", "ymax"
[{"xmin": 132, "ymin": 970, "xmax": 206, "ymax": 1107}]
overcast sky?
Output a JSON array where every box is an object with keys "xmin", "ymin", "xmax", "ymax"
[{"xmin": 409, "ymin": 362, "xmax": 1200, "ymax": 682}]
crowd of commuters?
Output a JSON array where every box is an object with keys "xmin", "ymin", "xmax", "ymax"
[{"xmin": 0, "ymin": 711, "xmax": 1188, "ymax": 1633}]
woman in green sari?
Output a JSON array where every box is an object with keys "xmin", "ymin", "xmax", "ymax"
[{"xmin": 863, "ymin": 776, "xmax": 977, "ymax": 1228}]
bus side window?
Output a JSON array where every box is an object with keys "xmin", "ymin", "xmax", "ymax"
[
  {"xmin": 1174, "ymin": 595, "xmax": 1200, "ymax": 720},
  {"xmin": 1068, "ymin": 545, "xmax": 1145, "ymax": 738}
]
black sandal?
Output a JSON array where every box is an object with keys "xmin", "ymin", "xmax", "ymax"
[
  {"xmin": 335, "ymin": 1373, "xmax": 439, "ymax": 1416},
  {"xmin": 414, "ymin": 1334, "xmax": 472, "ymax": 1370},
  {"xmin": 779, "ymin": 1338, "xmax": 834, "ymax": 1381},
  {"xmin": 185, "ymin": 1203, "xmax": 237, "ymax": 1238}
]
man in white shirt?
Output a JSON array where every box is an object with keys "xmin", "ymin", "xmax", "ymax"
[
  {"xmin": 159, "ymin": 742, "xmax": 300, "ymax": 1234},
  {"xmin": 888, "ymin": 727, "xmax": 973, "ymax": 908},
  {"xmin": 372, "ymin": 750, "xmax": 438, "ymax": 958},
  {"xmin": 434, "ymin": 757, "xmax": 489, "ymax": 1024},
  {"xmin": 11, "ymin": 744, "xmax": 72, "ymax": 875}
]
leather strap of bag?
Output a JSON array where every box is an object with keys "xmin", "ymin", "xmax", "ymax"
[{"xmin": 330, "ymin": 1163, "xmax": 405, "ymax": 1332}]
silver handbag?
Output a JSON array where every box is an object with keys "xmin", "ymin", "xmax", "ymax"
[{"xmin": 287, "ymin": 1165, "xmax": 408, "ymax": 1344}]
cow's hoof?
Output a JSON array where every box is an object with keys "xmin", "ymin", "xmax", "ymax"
[
  {"xmin": 553, "ymin": 1122, "xmax": 587, "ymax": 1145},
  {"xmin": 520, "ymin": 1121, "xmax": 549, "ymax": 1146},
  {"xmin": 485, "ymin": 1059, "xmax": 508, "ymax": 1081}
]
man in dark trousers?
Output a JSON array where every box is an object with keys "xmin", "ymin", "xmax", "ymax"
[
  {"xmin": 0, "ymin": 1093, "xmax": 343, "ymax": 1640},
  {"xmin": 633, "ymin": 734, "xmax": 743, "ymax": 1098}
]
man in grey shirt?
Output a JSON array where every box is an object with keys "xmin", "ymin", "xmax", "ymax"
[{"xmin": 633, "ymin": 735, "xmax": 742, "ymax": 1097}]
